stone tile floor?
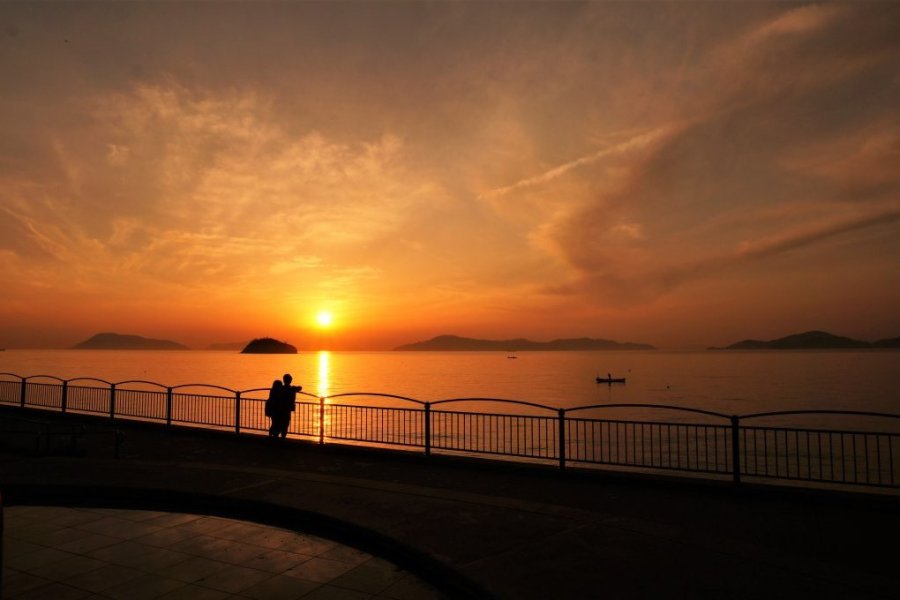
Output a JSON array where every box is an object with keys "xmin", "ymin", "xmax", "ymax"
[{"xmin": 2, "ymin": 506, "xmax": 446, "ymax": 600}]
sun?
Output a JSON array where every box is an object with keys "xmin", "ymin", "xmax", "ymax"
[{"xmin": 315, "ymin": 311, "xmax": 334, "ymax": 328}]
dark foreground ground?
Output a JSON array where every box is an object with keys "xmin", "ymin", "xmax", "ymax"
[{"xmin": 1, "ymin": 407, "xmax": 899, "ymax": 599}]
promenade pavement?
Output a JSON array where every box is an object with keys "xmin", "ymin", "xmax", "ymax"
[
  {"xmin": 2, "ymin": 408, "xmax": 899, "ymax": 599},
  {"xmin": 4, "ymin": 505, "xmax": 443, "ymax": 600}
]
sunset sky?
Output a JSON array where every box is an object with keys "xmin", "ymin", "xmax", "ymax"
[{"xmin": 1, "ymin": 2, "xmax": 899, "ymax": 350}]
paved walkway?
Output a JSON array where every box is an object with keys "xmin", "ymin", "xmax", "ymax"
[
  {"xmin": 2, "ymin": 408, "xmax": 900, "ymax": 599},
  {"xmin": 4, "ymin": 506, "xmax": 441, "ymax": 600}
]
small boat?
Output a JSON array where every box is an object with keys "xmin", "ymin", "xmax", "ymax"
[{"xmin": 596, "ymin": 377, "xmax": 626, "ymax": 384}]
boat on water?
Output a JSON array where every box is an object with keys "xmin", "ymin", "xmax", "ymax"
[{"xmin": 596, "ymin": 376, "xmax": 626, "ymax": 384}]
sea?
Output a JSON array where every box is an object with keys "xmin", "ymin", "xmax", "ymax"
[{"xmin": 2, "ymin": 349, "xmax": 899, "ymax": 422}]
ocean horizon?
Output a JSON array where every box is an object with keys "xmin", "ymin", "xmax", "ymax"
[{"xmin": 3, "ymin": 349, "xmax": 899, "ymax": 420}]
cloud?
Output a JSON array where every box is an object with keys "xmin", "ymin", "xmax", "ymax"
[
  {"xmin": 534, "ymin": 3, "xmax": 900, "ymax": 305},
  {"xmin": 736, "ymin": 210, "xmax": 900, "ymax": 260},
  {"xmin": 610, "ymin": 223, "xmax": 646, "ymax": 241},
  {"xmin": 479, "ymin": 125, "xmax": 674, "ymax": 200},
  {"xmin": 106, "ymin": 144, "xmax": 130, "ymax": 166},
  {"xmin": 742, "ymin": 4, "xmax": 846, "ymax": 46},
  {"xmin": 548, "ymin": 207, "xmax": 900, "ymax": 306},
  {"xmin": 268, "ymin": 257, "xmax": 323, "ymax": 276},
  {"xmin": 0, "ymin": 81, "xmax": 449, "ymax": 302},
  {"xmin": 781, "ymin": 129, "xmax": 900, "ymax": 204}
]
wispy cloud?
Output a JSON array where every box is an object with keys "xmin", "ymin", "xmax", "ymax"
[
  {"xmin": 1, "ymin": 82, "xmax": 450, "ymax": 304},
  {"xmin": 480, "ymin": 126, "xmax": 674, "ymax": 200},
  {"xmin": 736, "ymin": 210, "xmax": 900, "ymax": 260},
  {"xmin": 535, "ymin": 3, "xmax": 900, "ymax": 306},
  {"xmin": 742, "ymin": 4, "xmax": 846, "ymax": 46}
]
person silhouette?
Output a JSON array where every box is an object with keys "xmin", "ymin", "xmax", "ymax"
[
  {"xmin": 275, "ymin": 373, "xmax": 302, "ymax": 439},
  {"xmin": 265, "ymin": 379, "xmax": 284, "ymax": 438}
]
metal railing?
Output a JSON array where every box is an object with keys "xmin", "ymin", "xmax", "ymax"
[{"xmin": 1, "ymin": 372, "xmax": 898, "ymax": 492}]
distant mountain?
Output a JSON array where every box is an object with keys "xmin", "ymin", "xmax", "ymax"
[
  {"xmin": 712, "ymin": 330, "xmax": 872, "ymax": 350},
  {"xmin": 873, "ymin": 336, "xmax": 900, "ymax": 348},
  {"xmin": 394, "ymin": 334, "xmax": 654, "ymax": 351},
  {"xmin": 241, "ymin": 337, "xmax": 298, "ymax": 354},
  {"xmin": 72, "ymin": 332, "xmax": 189, "ymax": 350},
  {"xmin": 207, "ymin": 341, "xmax": 248, "ymax": 351}
]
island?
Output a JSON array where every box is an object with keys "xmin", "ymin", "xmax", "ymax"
[
  {"xmin": 72, "ymin": 332, "xmax": 189, "ymax": 350},
  {"xmin": 710, "ymin": 330, "xmax": 877, "ymax": 350},
  {"xmin": 394, "ymin": 334, "xmax": 654, "ymax": 351},
  {"xmin": 241, "ymin": 337, "xmax": 298, "ymax": 354}
]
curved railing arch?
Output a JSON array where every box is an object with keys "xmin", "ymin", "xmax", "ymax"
[
  {"xmin": 240, "ymin": 387, "xmax": 272, "ymax": 396},
  {"xmin": 568, "ymin": 403, "xmax": 731, "ymax": 420},
  {"xmin": 21, "ymin": 374, "xmax": 67, "ymax": 384},
  {"xmin": 326, "ymin": 392, "xmax": 426, "ymax": 407},
  {"xmin": 170, "ymin": 383, "xmax": 238, "ymax": 394},
  {"xmin": 432, "ymin": 397, "xmax": 557, "ymax": 412},
  {"xmin": 67, "ymin": 377, "xmax": 116, "ymax": 387},
  {"xmin": 114, "ymin": 379, "xmax": 169, "ymax": 389},
  {"xmin": 739, "ymin": 409, "xmax": 900, "ymax": 422}
]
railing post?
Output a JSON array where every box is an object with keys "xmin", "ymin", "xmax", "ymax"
[
  {"xmin": 731, "ymin": 415, "xmax": 741, "ymax": 487},
  {"xmin": 1, "ymin": 491, "xmax": 4, "ymax": 586},
  {"xmin": 166, "ymin": 387, "xmax": 173, "ymax": 428},
  {"xmin": 318, "ymin": 397, "xmax": 325, "ymax": 445},
  {"xmin": 61, "ymin": 380, "xmax": 68, "ymax": 413},
  {"xmin": 109, "ymin": 383, "xmax": 116, "ymax": 420},
  {"xmin": 19, "ymin": 377, "xmax": 26, "ymax": 408},
  {"xmin": 424, "ymin": 402, "xmax": 431, "ymax": 457},
  {"xmin": 558, "ymin": 408, "xmax": 567, "ymax": 471},
  {"xmin": 235, "ymin": 391, "xmax": 241, "ymax": 435}
]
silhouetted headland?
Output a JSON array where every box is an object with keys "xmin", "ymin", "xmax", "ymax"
[
  {"xmin": 709, "ymin": 330, "xmax": 894, "ymax": 350},
  {"xmin": 395, "ymin": 334, "xmax": 654, "ymax": 351},
  {"xmin": 241, "ymin": 337, "xmax": 298, "ymax": 354},
  {"xmin": 72, "ymin": 332, "xmax": 189, "ymax": 350},
  {"xmin": 874, "ymin": 336, "xmax": 900, "ymax": 348}
]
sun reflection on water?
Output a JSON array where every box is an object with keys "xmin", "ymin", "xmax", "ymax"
[
  {"xmin": 317, "ymin": 350, "xmax": 330, "ymax": 399},
  {"xmin": 316, "ymin": 350, "xmax": 332, "ymax": 434}
]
